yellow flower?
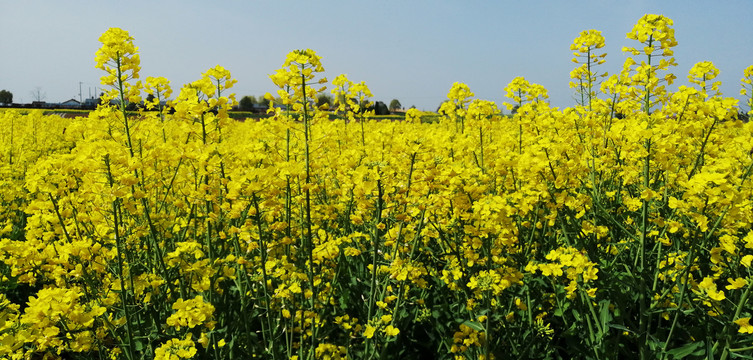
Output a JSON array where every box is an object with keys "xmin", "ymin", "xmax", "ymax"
[
  {"xmin": 363, "ymin": 325, "xmax": 376, "ymax": 339},
  {"xmin": 383, "ymin": 325, "xmax": 400, "ymax": 337},
  {"xmin": 725, "ymin": 277, "xmax": 748, "ymax": 290},
  {"xmin": 696, "ymin": 277, "xmax": 725, "ymax": 302},
  {"xmin": 734, "ymin": 318, "xmax": 753, "ymax": 334},
  {"xmin": 741, "ymin": 255, "xmax": 753, "ymax": 268}
]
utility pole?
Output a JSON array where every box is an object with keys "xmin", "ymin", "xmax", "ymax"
[{"xmin": 79, "ymin": 82, "xmax": 83, "ymax": 103}]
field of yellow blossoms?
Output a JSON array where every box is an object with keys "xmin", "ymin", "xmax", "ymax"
[{"xmin": 2, "ymin": 14, "xmax": 753, "ymax": 360}]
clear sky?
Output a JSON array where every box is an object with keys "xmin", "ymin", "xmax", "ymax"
[{"xmin": 1, "ymin": 1, "xmax": 751, "ymax": 111}]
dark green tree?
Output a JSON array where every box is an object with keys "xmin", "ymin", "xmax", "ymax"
[
  {"xmin": 316, "ymin": 93, "xmax": 333, "ymax": 108},
  {"xmin": 125, "ymin": 100, "xmax": 138, "ymax": 111},
  {"xmin": 389, "ymin": 99, "xmax": 402, "ymax": 111},
  {"xmin": 0, "ymin": 90, "xmax": 12, "ymax": 104},
  {"xmin": 239, "ymin": 95, "xmax": 256, "ymax": 111},
  {"xmin": 373, "ymin": 101, "xmax": 390, "ymax": 115}
]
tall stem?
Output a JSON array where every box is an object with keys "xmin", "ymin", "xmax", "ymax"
[
  {"xmin": 300, "ymin": 69, "xmax": 318, "ymax": 356},
  {"xmin": 643, "ymin": 36, "xmax": 654, "ymax": 115},
  {"xmin": 105, "ymin": 155, "xmax": 135, "ymax": 360},
  {"xmin": 115, "ymin": 54, "xmax": 134, "ymax": 157}
]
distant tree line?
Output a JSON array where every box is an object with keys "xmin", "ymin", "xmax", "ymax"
[
  {"xmin": 1, "ymin": 88, "xmax": 411, "ymax": 117},
  {"xmin": 238, "ymin": 94, "xmax": 400, "ymax": 116}
]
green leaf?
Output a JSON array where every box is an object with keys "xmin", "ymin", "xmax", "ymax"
[
  {"xmin": 553, "ymin": 301, "xmax": 571, "ymax": 317},
  {"xmin": 572, "ymin": 308, "xmax": 582, "ymax": 321},
  {"xmin": 609, "ymin": 324, "xmax": 634, "ymax": 334},
  {"xmin": 461, "ymin": 320, "xmax": 484, "ymax": 332},
  {"xmin": 730, "ymin": 351, "xmax": 753, "ymax": 359},
  {"xmin": 399, "ymin": 308, "xmax": 409, "ymax": 319},
  {"xmin": 665, "ymin": 341, "xmax": 705, "ymax": 359},
  {"xmin": 599, "ymin": 300, "xmax": 613, "ymax": 331}
]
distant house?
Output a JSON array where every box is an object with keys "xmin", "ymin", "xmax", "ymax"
[
  {"xmin": 83, "ymin": 97, "xmax": 100, "ymax": 108},
  {"xmin": 59, "ymin": 99, "xmax": 81, "ymax": 108}
]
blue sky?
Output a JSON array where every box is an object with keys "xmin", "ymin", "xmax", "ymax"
[{"xmin": 1, "ymin": 1, "xmax": 751, "ymax": 111}]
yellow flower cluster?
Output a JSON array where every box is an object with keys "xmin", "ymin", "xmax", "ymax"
[
  {"xmin": 503, "ymin": 76, "xmax": 548, "ymax": 110},
  {"xmin": 624, "ymin": 14, "xmax": 677, "ymax": 56},
  {"xmin": 451, "ymin": 323, "xmax": 486, "ymax": 356},
  {"xmin": 526, "ymin": 246, "xmax": 599, "ymax": 299},
  {"xmin": 95, "ymin": 27, "xmax": 141, "ymax": 104},
  {"xmin": 154, "ymin": 334, "xmax": 197, "ymax": 360},
  {"xmin": 742, "ymin": 65, "xmax": 753, "ymax": 115},
  {"xmin": 569, "ymin": 30, "xmax": 607, "ymax": 106},
  {"xmin": 166, "ymin": 295, "xmax": 215, "ymax": 330},
  {"xmin": 688, "ymin": 61, "xmax": 721, "ymax": 95},
  {"xmin": 270, "ymin": 49, "xmax": 327, "ymax": 112},
  {"xmin": 331, "ymin": 74, "xmax": 373, "ymax": 115},
  {"xmin": 1, "ymin": 288, "xmax": 106, "ymax": 356}
]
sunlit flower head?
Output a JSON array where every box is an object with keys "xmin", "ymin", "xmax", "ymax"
[{"xmin": 624, "ymin": 14, "xmax": 677, "ymax": 56}]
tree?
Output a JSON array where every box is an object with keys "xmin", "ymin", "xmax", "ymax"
[
  {"xmin": 373, "ymin": 101, "xmax": 390, "ymax": 115},
  {"xmin": 0, "ymin": 90, "xmax": 12, "ymax": 104},
  {"xmin": 239, "ymin": 95, "xmax": 256, "ymax": 111},
  {"xmin": 126, "ymin": 100, "xmax": 138, "ymax": 111},
  {"xmin": 389, "ymin": 99, "xmax": 402, "ymax": 111},
  {"xmin": 738, "ymin": 110, "xmax": 749, "ymax": 122},
  {"xmin": 316, "ymin": 93, "xmax": 333, "ymax": 108},
  {"xmin": 30, "ymin": 87, "xmax": 46, "ymax": 102}
]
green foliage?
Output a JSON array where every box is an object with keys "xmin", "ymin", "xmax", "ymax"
[
  {"xmin": 0, "ymin": 90, "xmax": 12, "ymax": 104},
  {"xmin": 316, "ymin": 93, "xmax": 333, "ymax": 108},
  {"xmin": 389, "ymin": 99, "xmax": 401, "ymax": 111},
  {"xmin": 239, "ymin": 95, "xmax": 256, "ymax": 111}
]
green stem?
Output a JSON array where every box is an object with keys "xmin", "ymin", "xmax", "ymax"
[
  {"xmin": 367, "ymin": 177, "xmax": 384, "ymax": 323},
  {"xmin": 478, "ymin": 126, "xmax": 485, "ymax": 173},
  {"xmin": 104, "ymin": 155, "xmax": 135, "ymax": 360},
  {"xmin": 115, "ymin": 55, "xmax": 134, "ymax": 158},
  {"xmin": 587, "ymin": 47, "xmax": 594, "ymax": 111},
  {"xmin": 300, "ymin": 67, "xmax": 318, "ymax": 358},
  {"xmin": 688, "ymin": 118, "xmax": 718, "ymax": 179},
  {"xmin": 643, "ymin": 37, "xmax": 654, "ymax": 115},
  {"xmin": 252, "ymin": 194, "xmax": 277, "ymax": 359},
  {"xmin": 639, "ymin": 137, "xmax": 651, "ymax": 360}
]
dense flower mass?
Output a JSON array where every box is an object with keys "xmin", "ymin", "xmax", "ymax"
[{"xmin": 1, "ymin": 16, "xmax": 753, "ymax": 360}]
